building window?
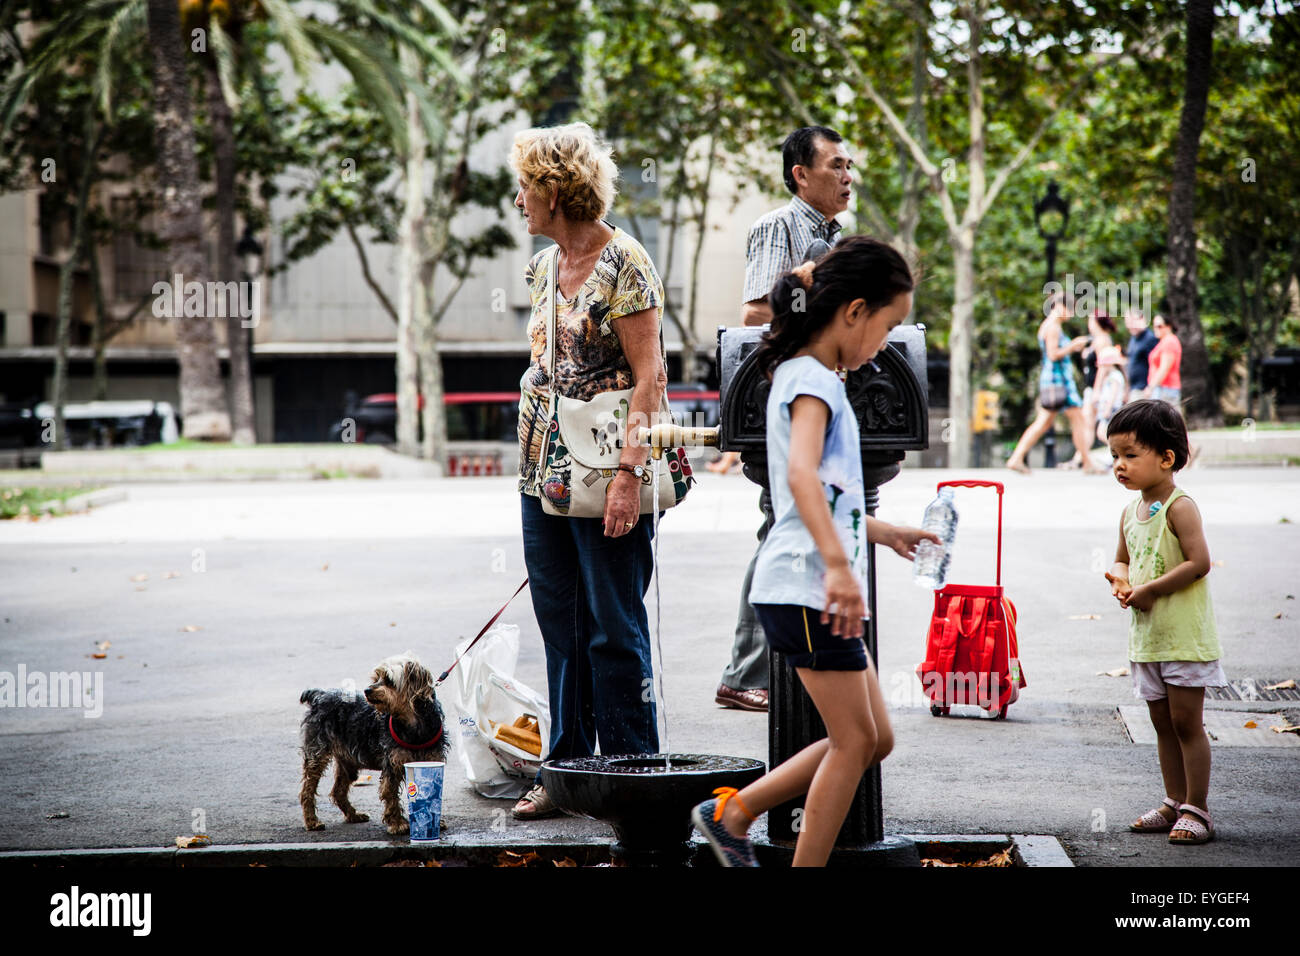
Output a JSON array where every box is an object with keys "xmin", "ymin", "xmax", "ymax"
[{"xmin": 111, "ymin": 197, "xmax": 170, "ymax": 303}]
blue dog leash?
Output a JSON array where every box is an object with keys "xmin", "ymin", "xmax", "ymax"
[{"xmin": 435, "ymin": 578, "xmax": 530, "ymax": 687}]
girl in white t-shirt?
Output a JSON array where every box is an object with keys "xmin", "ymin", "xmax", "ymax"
[{"xmin": 691, "ymin": 236, "xmax": 938, "ymax": 867}]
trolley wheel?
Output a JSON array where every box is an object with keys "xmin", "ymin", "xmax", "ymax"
[
  {"xmin": 995, "ymin": 705, "xmax": 1009, "ymax": 720},
  {"xmin": 930, "ymin": 704, "xmax": 949, "ymax": 717}
]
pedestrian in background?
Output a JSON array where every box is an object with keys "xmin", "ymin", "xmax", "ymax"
[
  {"xmin": 1005, "ymin": 294, "xmax": 1103, "ymax": 474},
  {"xmin": 1124, "ymin": 309, "xmax": 1157, "ymax": 401}
]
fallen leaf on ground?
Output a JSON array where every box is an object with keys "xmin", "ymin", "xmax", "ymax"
[
  {"xmin": 181, "ymin": 625, "xmax": 201, "ymax": 632},
  {"xmin": 553, "ymin": 857, "xmax": 578, "ymax": 867},
  {"xmin": 922, "ymin": 847, "xmax": 1013, "ymax": 868},
  {"xmin": 1269, "ymin": 724, "xmax": 1300, "ymax": 734},
  {"xmin": 1276, "ymin": 613, "xmax": 1284, "ymax": 619},
  {"xmin": 163, "ymin": 571, "xmax": 180, "ymax": 579},
  {"xmin": 1098, "ymin": 667, "xmax": 1130, "ymax": 677},
  {"xmin": 321, "ymin": 564, "xmax": 329, "ymax": 571},
  {"xmin": 1264, "ymin": 679, "xmax": 1296, "ymax": 691},
  {"xmin": 176, "ymin": 835, "xmax": 211, "ymax": 849},
  {"xmin": 92, "ymin": 653, "xmax": 106, "ymax": 659},
  {"xmin": 496, "ymin": 849, "xmax": 541, "ymax": 868},
  {"xmin": 381, "ymin": 860, "xmax": 424, "ymax": 867},
  {"xmin": 1069, "ymin": 614, "xmax": 1101, "ymax": 620},
  {"xmin": 96, "ymin": 641, "xmax": 111, "ymax": 651},
  {"xmin": 130, "ymin": 573, "xmax": 148, "ymax": 582},
  {"xmin": 425, "ymin": 860, "xmax": 442, "ymax": 867},
  {"xmin": 1244, "ymin": 720, "xmax": 1257, "ymax": 729}
]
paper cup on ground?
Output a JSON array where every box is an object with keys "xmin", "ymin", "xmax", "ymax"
[{"xmin": 404, "ymin": 761, "xmax": 444, "ymax": 842}]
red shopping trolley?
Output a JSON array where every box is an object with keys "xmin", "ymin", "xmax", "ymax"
[{"xmin": 915, "ymin": 480, "xmax": 1026, "ymax": 719}]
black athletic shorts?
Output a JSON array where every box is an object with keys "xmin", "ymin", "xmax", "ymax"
[{"xmin": 752, "ymin": 603, "xmax": 869, "ymax": 671}]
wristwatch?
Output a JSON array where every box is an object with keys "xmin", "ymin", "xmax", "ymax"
[{"xmin": 616, "ymin": 464, "xmax": 646, "ymax": 479}]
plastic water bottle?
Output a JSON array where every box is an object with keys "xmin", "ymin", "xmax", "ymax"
[{"xmin": 913, "ymin": 488, "xmax": 958, "ymax": 589}]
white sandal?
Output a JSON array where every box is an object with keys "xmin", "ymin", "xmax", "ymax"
[
  {"xmin": 1130, "ymin": 796, "xmax": 1180, "ymax": 832},
  {"xmin": 1169, "ymin": 804, "xmax": 1214, "ymax": 845}
]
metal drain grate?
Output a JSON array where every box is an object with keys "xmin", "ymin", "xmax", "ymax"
[
  {"xmin": 1119, "ymin": 707, "xmax": 1300, "ymax": 747},
  {"xmin": 1206, "ymin": 677, "xmax": 1300, "ymax": 703}
]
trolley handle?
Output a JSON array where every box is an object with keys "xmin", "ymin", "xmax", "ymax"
[
  {"xmin": 937, "ymin": 480, "xmax": 1004, "ymax": 495},
  {"xmin": 934, "ymin": 479, "xmax": 1003, "ymax": 586}
]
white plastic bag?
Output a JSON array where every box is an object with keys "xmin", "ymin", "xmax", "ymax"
[{"xmin": 444, "ymin": 624, "xmax": 550, "ymax": 799}]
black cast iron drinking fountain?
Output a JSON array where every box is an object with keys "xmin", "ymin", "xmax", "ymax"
[
  {"xmin": 539, "ymin": 324, "xmax": 929, "ymax": 866},
  {"xmin": 541, "ymin": 754, "xmax": 764, "ymax": 866}
]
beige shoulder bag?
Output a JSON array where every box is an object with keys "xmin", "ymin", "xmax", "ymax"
[{"xmin": 535, "ymin": 246, "xmax": 692, "ymax": 517}]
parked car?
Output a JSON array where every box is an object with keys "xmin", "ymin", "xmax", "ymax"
[
  {"xmin": 0, "ymin": 402, "xmax": 42, "ymax": 449},
  {"xmin": 29, "ymin": 400, "xmax": 179, "ymax": 448}
]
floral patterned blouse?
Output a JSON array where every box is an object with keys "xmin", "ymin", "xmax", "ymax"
[{"xmin": 517, "ymin": 224, "xmax": 665, "ymax": 496}]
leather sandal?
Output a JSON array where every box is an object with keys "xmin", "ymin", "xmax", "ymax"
[
  {"xmin": 1169, "ymin": 804, "xmax": 1214, "ymax": 845},
  {"xmin": 511, "ymin": 785, "xmax": 561, "ymax": 821},
  {"xmin": 1130, "ymin": 796, "xmax": 1180, "ymax": 832}
]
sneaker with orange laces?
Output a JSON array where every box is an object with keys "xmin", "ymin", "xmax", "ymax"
[{"xmin": 691, "ymin": 786, "xmax": 758, "ymax": 867}]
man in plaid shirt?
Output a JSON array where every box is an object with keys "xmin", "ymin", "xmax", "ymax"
[{"xmin": 715, "ymin": 125, "xmax": 855, "ymax": 712}]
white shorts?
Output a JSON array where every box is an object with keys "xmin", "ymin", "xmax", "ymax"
[{"xmin": 1130, "ymin": 659, "xmax": 1228, "ymax": 701}]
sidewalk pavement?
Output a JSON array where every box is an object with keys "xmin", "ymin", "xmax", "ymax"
[{"xmin": 0, "ymin": 465, "xmax": 1296, "ymax": 866}]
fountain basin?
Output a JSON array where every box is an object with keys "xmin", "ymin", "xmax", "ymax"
[{"xmin": 541, "ymin": 754, "xmax": 765, "ymax": 865}]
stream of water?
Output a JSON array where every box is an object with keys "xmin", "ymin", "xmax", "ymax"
[{"xmin": 651, "ymin": 454, "xmax": 670, "ymax": 768}]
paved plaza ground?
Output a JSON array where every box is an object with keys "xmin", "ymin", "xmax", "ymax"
[{"xmin": 0, "ymin": 464, "xmax": 1297, "ymax": 866}]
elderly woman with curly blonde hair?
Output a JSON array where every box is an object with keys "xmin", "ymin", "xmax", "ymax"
[{"xmin": 509, "ymin": 121, "xmax": 681, "ymax": 820}]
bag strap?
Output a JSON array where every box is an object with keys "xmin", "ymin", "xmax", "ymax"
[
  {"xmin": 542, "ymin": 243, "xmax": 675, "ymax": 454},
  {"xmin": 957, "ymin": 596, "xmax": 987, "ymax": 639},
  {"xmin": 935, "ymin": 595, "xmax": 962, "ymax": 679},
  {"xmin": 537, "ymin": 247, "xmax": 561, "ymax": 467},
  {"xmin": 435, "ymin": 578, "xmax": 530, "ymax": 686},
  {"xmin": 543, "ymin": 246, "xmax": 559, "ymax": 384},
  {"xmin": 979, "ymin": 615, "xmax": 1000, "ymax": 705}
]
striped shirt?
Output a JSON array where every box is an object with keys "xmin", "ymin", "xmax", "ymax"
[{"xmin": 742, "ymin": 195, "xmax": 844, "ymax": 304}]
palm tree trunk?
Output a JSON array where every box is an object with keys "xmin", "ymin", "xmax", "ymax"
[
  {"xmin": 1166, "ymin": 0, "xmax": 1217, "ymax": 424},
  {"xmin": 146, "ymin": 0, "xmax": 231, "ymax": 441},
  {"xmin": 203, "ymin": 49, "xmax": 255, "ymax": 444},
  {"xmin": 52, "ymin": 113, "xmax": 102, "ymax": 450},
  {"xmin": 90, "ymin": 243, "xmax": 109, "ymax": 401}
]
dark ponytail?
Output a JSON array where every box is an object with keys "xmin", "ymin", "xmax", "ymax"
[{"xmin": 753, "ymin": 235, "xmax": 914, "ymax": 381}]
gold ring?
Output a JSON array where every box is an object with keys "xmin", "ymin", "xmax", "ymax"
[{"xmin": 624, "ymin": 521, "xmax": 634, "ymax": 530}]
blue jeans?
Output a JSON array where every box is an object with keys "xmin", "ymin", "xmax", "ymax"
[{"xmin": 521, "ymin": 494, "xmax": 660, "ymax": 776}]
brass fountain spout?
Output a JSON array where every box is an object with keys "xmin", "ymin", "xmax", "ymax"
[{"xmin": 636, "ymin": 423, "xmax": 719, "ymax": 459}]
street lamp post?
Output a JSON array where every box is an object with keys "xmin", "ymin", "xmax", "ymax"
[{"xmin": 1033, "ymin": 181, "xmax": 1070, "ymax": 469}]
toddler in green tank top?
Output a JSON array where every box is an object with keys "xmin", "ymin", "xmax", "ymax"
[{"xmin": 1104, "ymin": 399, "xmax": 1224, "ymax": 847}]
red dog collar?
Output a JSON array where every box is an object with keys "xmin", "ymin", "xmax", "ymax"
[{"xmin": 389, "ymin": 716, "xmax": 443, "ymax": 751}]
